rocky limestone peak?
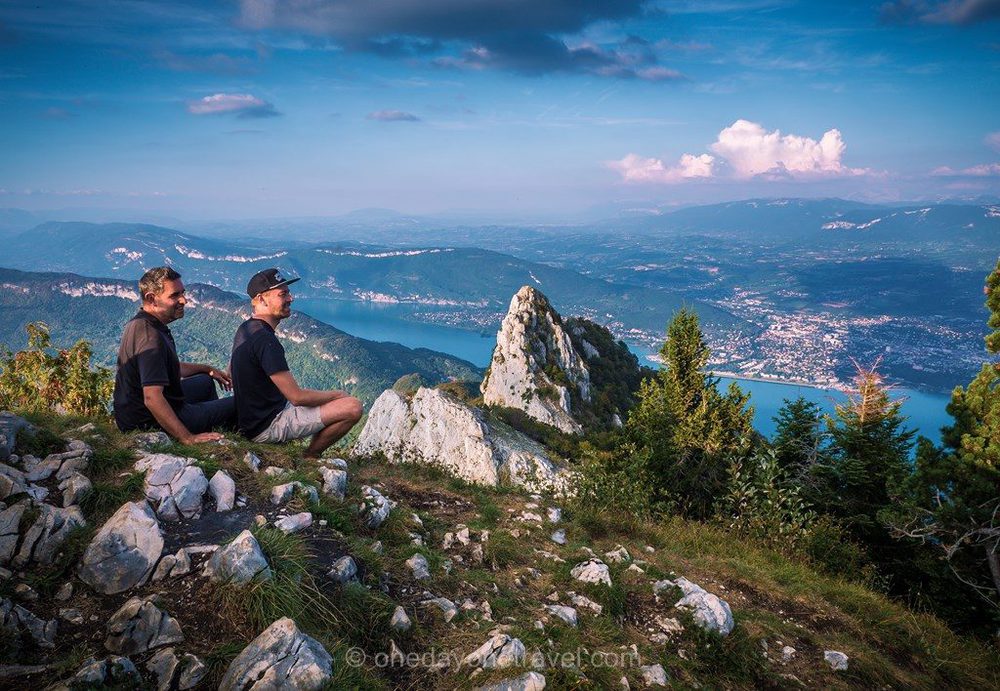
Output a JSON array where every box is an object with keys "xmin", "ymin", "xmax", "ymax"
[{"xmin": 481, "ymin": 286, "xmax": 590, "ymax": 434}]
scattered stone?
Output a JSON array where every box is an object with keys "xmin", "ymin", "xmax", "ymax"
[
  {"xmin": 243, "ymin": 451, "xmax": 261, "ymax": 472},
  {"xmin": 79, "ymin": 501, "xmax": 163, "ymax": 594},
  {"xmin": 422, "ymin": 595, "xmax": 459, "ymax": 622},
  {"xmin": 59, "ymin": 472, "xmax": 92, "ymax": 507},
  {"xmin": 475, "ymin": 670, "xmax": 547, "ymax": 691},
  {"xmin": 390, "ymin": 606, "xmax": 412, "ymax": 633},
  {"xmin": 177, "ymin": 653, "xmax": 207, "ymax": 689},
  {"xmin": 0, "ymin": 599, "xmax": 56, "ymax": 648},
  {"xmin": 781, "ymin": 645, "xmax": 797, "ymax": 663},
  {"xmin": 626, "ymin": 564, "xmax": 645, "ymax": 574},
  {"xmin": 262, "ymin": 466, "xmax": 290, "ymax": 478},
  {"xmin": 62, "ymin": 656, "xmax": 141, "ymax": 688},
  {"xmin": 204, "ymin": 530, "xmax": 271, "ymax": 584},
  {"xmin": 824, "ymin": 650, "xmax": 849, "ymax": 671},
  {"xmin": 517, "ymin": 511, "xmax": 544, "ymax": 523},
  {"xmin": 134, "ymin": 430, "xmax": 171, "ymax": 448},
  {"xmin": 550, "ymin": 529, "xmax": 566, "ymax": 545},
  {"xmin": 640, "ymin": 663, "xmax": 668, "ymax": 687},
  {"xmin": 545, "ymin": 605, "xmax": 578, "ymax": 627},
  {"xmin": 55, "ymin": 582, "xmax": 73, "ymax": 600},
  {"xmin": 570, "ymin": 558, "xmax": 612, "ymax": 586},
  {"xmin": 659, "ymin": 577, "xmax": 734, "ymax": 637},
  {"xmin": 270, "ymin": 481, "xmax": 318, "ymax": 506},
  {"xmin": 135, "ymin": 454, "xmax": 209, "ymax": 520},
  {"xmin": 209, "ymin": 470, "xmax": 235, "ymax": 511},
  {"xmin": 220, "ymin": 617, "xmax": 333, "ymax": 690},
  {"xmin": 13, "ymin": 583, "xmax": 35, "ymax": 601},
  {"xmin": 275, "ymin": 512, "xmax": 313, "ymax": 534},
  {"xmin": 653, "ymin": 615, "xmax": 683, "ymax": 634},
  {"xmin": 59, "ymin": 608, "xmax": 84, "ymax": 625},
  {"xmin": 146, "ymin": 647, "xmax": 180, "ymax": 691},
  {"xmin": 15, "ymin": 504, "xmax": 86, "ymax": 567},
  {"xmin": 328, "ymin": 555, "xmax": 358, "ymax": 583},
  {"xmin": 547, "ymin": 507, "xmax": 562, "ymax": 523},
  {"xmin": 105, "ymin": 596, "xmax": 184, "ymax": 654},
  {"xmin": 360, "ymin": 485, "xmax": 392, "ymax": 529},
  {"xmin": 319, "ymin": 466, "xmax": 348, "ymax": 501},
  {"xmin": 371, "ymin": 540, "xmax": 384, "ymax": 555},
  {"xmin": 567, "ymin": 592, "xmax": 603, "ymax": 615},
  {"xmin": 463, "ymin": 633, "xmax": 526, "ymax": 669},
  {"xmin": 0, "ymin": 503, "xmax": 24, "ymax": 564},
  {"xmin": 604, "ymin": 545, "xmax": 631, "ymax": 563},
  {"xmin": 407, "ymin": 553, "xmax": 431, "ymax": 580}
]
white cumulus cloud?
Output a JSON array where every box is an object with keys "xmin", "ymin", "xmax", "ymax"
[
  {"xmin": 607, "ymin": 153, "xmax": 715, "ymax": 183},
  {"xmin": 931, "ymin": 162, "xmax": 1000, "ymax": 176},
  {"xmin": 710, "ymin": 119, "xmax": 865, "ymax": 178}
]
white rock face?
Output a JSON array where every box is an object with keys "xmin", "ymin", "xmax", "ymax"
[
  {"xmin": 480, "ymin": 286, "xmax": 590, "ymax": 434},
  {"xmin": 79, "ymin": 501, "xmax": 163, "ymax": 594},
  {"xmin": 219, "ymin": 617, "xmax": 333, "ymax": 690},
  {"xmin": 135, "ymin": 454, "xmax": 208, "ymax": 521},
  {"xmin": 354, "ymin": 387, "xmax": 573, "ymax": 494}
]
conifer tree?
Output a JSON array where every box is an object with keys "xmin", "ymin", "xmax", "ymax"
[
  {"xmin": 628, "ymin": 308, "xmax": 754, "ymax": 518},
  {"xmin": 772, "ymin": 396, "xmax": 828, "ymax": 480}
]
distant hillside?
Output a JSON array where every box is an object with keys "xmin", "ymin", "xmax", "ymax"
[{"xmin": 0, "ymin": 268, "xmax": 481, "ymax": 404}]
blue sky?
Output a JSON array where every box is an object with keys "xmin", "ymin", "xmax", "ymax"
[{"xmin": 1, "ymin": 0, "xmax": 998, "ymax": 219}]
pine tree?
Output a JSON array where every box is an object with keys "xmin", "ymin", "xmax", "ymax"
[
  {"xmin": 627, "ymin": 308, "xmax": 755, "ymax": 518},
  {"xmin": 897, "ymin": 259, "xmax": 1000, "ymax": 615},
  {"xmin": 772, "ymin": 396, "xmax": 827, "ymax": 479}
]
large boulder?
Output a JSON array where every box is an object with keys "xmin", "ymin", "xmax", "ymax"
[
  {"xmin": 480, "ymin": 286, "xmax": 590, "ymax": 434},
  {"xmin": 354, "ymin": 387, "xmax": 573, "ymax": 494},
  {"xmin": 135, "ymin": 454, "xmax": 209, "ymax": 520},
  {"xmin": 78, "ymin": 501, "xmax": 163, "ymax": 594},
  {"xmin": 204, "ymin": 530, "xmax": 271, "ymax": 584},
  {"xmin": 219, "ymin": 617, "xmax": 333, "ymax": 690},
  {"xmin": 105, "ymin": 596, "xmax": 184, "ymax": 654}
]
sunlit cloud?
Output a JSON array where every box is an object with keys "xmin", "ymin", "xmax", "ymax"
[
  {"xmin": 187, "ymin": 92, "xmax": 280, "ymax": 118},
  {"xmin": 366, "ymin": 109, "xmax": 420, "ymax": 122},
  {"xmin": 607, "ymin": 153, "xmax": 715, "ymax": 183},
  {"xmin": 931, "ymin": 162, "xmax": 1000, "ymax": 176}
]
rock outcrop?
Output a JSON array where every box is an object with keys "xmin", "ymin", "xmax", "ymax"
[
  {"xmin": 78, "ymin": 501, "xmax": 163, "ymax": 594},
  {"xmin": 480, "ymin": 286, "xmax": 591, "ymax": 434},
  {"xmin": 354, "ymin": 387, "xmax": 572, "ymax": 494},
  {"xmin": 135, "ymin": 454, "xmax": 209, "ymax": 521},
  {"xmin": 219, "ymin": 617, "xmax": 333, "ymax": 690}
]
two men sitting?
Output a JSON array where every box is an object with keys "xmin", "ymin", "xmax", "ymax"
[{"xmin": 113, "ymin": 266, "xmax": 362, "ymax": 457}]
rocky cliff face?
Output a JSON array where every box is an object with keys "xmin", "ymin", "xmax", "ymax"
[
  {"xmin": 480, "ymin": 286, "xmax": 590, "ymax": 434},
  {"xmin": 353, "ymin": 387, "xmax": 573, "ymax": 495}
]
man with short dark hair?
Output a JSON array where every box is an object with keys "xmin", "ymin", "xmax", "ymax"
[
  {"xmin": 113, "ymin": 266, "xmax": 236, "ymax": 443},
  {"xmin": 231, "ymin": 268, "xmax": 362, "ymax": 458}
]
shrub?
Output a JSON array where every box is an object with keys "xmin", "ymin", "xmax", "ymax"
[
  {"xmin": 573, "ymin": 441, "xmax": 653, "ymax": 519},
  {"xmin": 0, "ymin": 322, "xmax": 112, "ymax": 416}
]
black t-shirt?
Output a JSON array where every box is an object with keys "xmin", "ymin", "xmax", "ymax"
[
  {"xmin": 113, "ymin": 310, "xmax": 184, "ymax": 432},
  {"xmin": 231, "ymin": 318, "xmax": 291, "ymax": 438}
]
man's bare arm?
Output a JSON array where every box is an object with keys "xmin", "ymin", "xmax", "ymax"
[
  {"xmin": 269, "ymin": 370, "xmax": 348, "ymax": 407},
  {"xmin": 143, "ymin": 385, "xmax": 222, "ymax": 444},
  {"xmin": 179, "ymin": 362, "xmax": 232, "ymax": 390}
]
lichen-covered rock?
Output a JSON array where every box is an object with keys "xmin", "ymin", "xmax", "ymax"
[
  {"xmin": 476, "ymin": 671, "xmax": 547, "ymax": 691},
  {"xmin": 105, "ymin": 596, "xmax": 184, "ymax": 655},
  {"xmin": 462, "ymin": 632, "xmax": 526, "ymax": 669},
  {"xmin": 319, "ymin": 466, "xmax": 348, "ymax": 501},
  {"xmin": 204, "ymin": 530, "xmax": 271, "ymax": 584},
  {"xmin": 480, "ymin": 286, "xmax": 590, "ymax": 434},
  {"xmin": 14, "ymin": 504, "xmax": 86, "ymax": 567},
  {"xmin": 209, "ymin": 470, "xmax": 236, "ymax": 511},
  {"xmin": 354, "ymin": 387, "xmax": 574, "ymax": 494},
  {"xmin": 78, "ymin": 501, "xmax": 163, "ymax": 594},
  {"xmin": 219, "ymin": 617, "xmax": 333, "ymax": 691},
  {"xmin": 135, "ymin": 454, "xmax": 208, "ymax": 520}
]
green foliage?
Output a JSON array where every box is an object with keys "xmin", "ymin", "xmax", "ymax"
[
  {"xmin": 723, "ymin": 449, "xmax": 815, "ymax": 552},
  {"xmin": 772, "ymin": 396, "xmax": 828, "ymax": 479},
  {"xmin": 985, "ymin": 258, "xmax": 1000, "ymax": 354},
  {"xmin": 627, "ymin": 308, "xmax": 755, "ymax": 518},
  {"xmin": 801, "ymin": 515, "xmax": 872, "ymax": 582},
  {"xmin": 573, "ymin": 441, "xmax": 653, "ymax": 519},
  {"xmin": 0, "ymin": 322, "xmax": 112, "ymax": 416}
]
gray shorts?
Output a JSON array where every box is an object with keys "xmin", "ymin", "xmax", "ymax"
[{"xmin": 252, "ymin": 402, "xmax": 325, "ymax": 443}]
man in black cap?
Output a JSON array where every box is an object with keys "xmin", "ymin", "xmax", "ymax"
[
  {"xmin": 113, "ymin": 266, "xmax": 236, "ymax": 442},
  {"xmin": 230, "ymin": 268, "xmax": 363, "ymax": 458}
]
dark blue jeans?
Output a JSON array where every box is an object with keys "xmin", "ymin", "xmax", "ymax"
[{"xmin": 177, "ymin": 374, "xmax": 236, "ymax": 434}]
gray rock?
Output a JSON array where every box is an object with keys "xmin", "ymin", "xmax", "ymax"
[
  {"xmin": 26, "ymin": 457, "xmax": 61, "ymax": 482},
  {"xmin": 604, "ymin": 545, "xmax": 631, "ymax": 563},
  {"xmin": 0, "ymin": 464, "xmax": 27, "ymax": 501},
  {"xmin": 105, "ymin": 596, "xmax": 184, "ymax": 654},
  {"xmin": 55, "ymin": 582, "xmax": 73, "ymax": 600},
  {"xmin": 14, "ymin": 504, "xmax": 86, "ymax": 567},
  {"xmin": 547, "ymin": 507, "xmax": 562, "ymax": 523},
  {"xmin": 322, "ymin": 457, "xmax": 349, "ymax": 470},
  {"xmin": 59, "ymin": 472, "xmax": 92, "ymax": 507},
  {"xmin": 422, "ymin": 595, "xmax": 459, "ymax": 622},
  {"xmin": 64, "ymin": 656, "xmax": 141, "ymax": 687},
  {"xmin": 406, "ymin": 552, "xmax": 431, "ymax": 580},
  {"xmin": 147, "ymin": 647, "xmax": 180, "ymax": 691},
  {"xmin": 209, "ymin": 470, "xmax": 236, "ymax": 511},
  {"xmin": 0, "ymin": 413, "xmax": 32, "ymax": 463},
  {"xmin": 0, "ymin": 599, "xmax": 57, "ymax": 648},
  {"xmin": 219, "ymin": 617, "xmax": 333, "ymax": 691},
  {"xmin": 462, "ymin": 633, "xmax": 526, "ymax": 669},
  {"xmin": 546, "ymin": 605, "xmax": 578, "ymax": 627},
  {"xmin": 177, "ymin": 653, "xmax": 207, "ymax": 689},
  {"xmin": 360, "ymin": 485, "xmax": 391, "ymax": 529},
  {"xmin": 270, "ymin": 481, "xmax": 319, "ymax": 506},
  {"xmin": 135, "ymin": 454, "xmax": 209, "ymax": 520},
  {"xmin": 824, "ymin": 650, "xmax": 849, "ymax": 671},
  {"xmin": 390, "ymin": 605, "xmax": 412, "ymax": 633},
  {"xmin": 328, "ymin": 555, "xmax": 358, "ymax": 583},
  {"xmin": 78, "ymin": 501, "xmax": 163, "ymax": 594},
  {"xmin": 570, "ymin": 558, "xmax": 612, "ymax": 586},
  {"xmin": 0, "ymin": 502, "xmax": 25, "ymax": 565},
  {"xmin": 661, "ymin": 577, "xmax": 735, "ymax": 637},
  {"xmin": 476, "ymin": 671, "xmax": 547, "ymax": 691},
  {"xmin": 319, "ymin": 466, "xmax": 348, "ymax": 501},
  {"xmin": 640, "ymin": 663, "xmax": 668, "ymax": 687},
  {"xmin": 204, "ymin": 530, "xmax": 271, "ymax": 584},
  {"xmin": 243, "ymin": 451, "xmax": 261, "ymax": 472},
  {"xmin": 550, "ymin": 529, "xmax": 566, "ymax": 545},
  {"xmin": 59, "ymin": 608, "xmax": 84, "ymax": 625},
  {"xmin": 781, "ymin": 645, "xmax": 797, "ymax": 663},
  {"xmin": 134, "ymin": 430, "xmax": 171, "ymax": 448},
  {"xmin": 275, "ymin": 512, "xmax": 313, "ymax": 534}
]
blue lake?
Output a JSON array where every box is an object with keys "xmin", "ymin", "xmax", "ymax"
[{"xmin": 296, "ymin": 298, "xmax": 952, "ymax": 444}]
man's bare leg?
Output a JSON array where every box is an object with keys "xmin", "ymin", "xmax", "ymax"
[{"xmin": 303, "ymin": 396, "xmax": 363, "ymax": 459}]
